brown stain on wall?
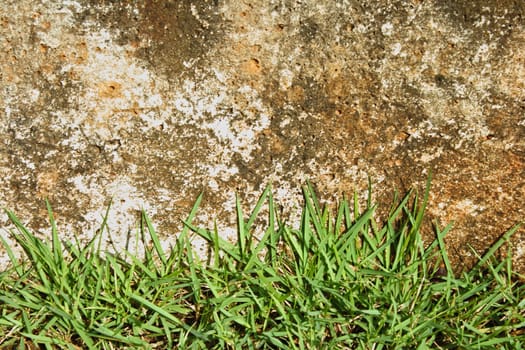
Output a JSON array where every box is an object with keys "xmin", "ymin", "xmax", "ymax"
[
  {"xmin": 241, "ymin": 58, "xmax": 262, "ymax": 76},
  {"xmin": 97, "ymin": 81, "xmax": 123, "ymax": 99}
]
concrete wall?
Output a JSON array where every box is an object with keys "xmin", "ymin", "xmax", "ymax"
[{"xmin": 1, "ymin": 0, "xmax": 524, "ymax": 271}]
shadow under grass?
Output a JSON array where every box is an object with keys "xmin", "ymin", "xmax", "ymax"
[{"xmin": 0, "ymin": 180, "xmax": 524, "ymax": 349}]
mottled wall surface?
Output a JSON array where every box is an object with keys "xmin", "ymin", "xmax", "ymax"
[{"xmin": 1, "ymin": 0, "xmax": 524, "ymax": 271}]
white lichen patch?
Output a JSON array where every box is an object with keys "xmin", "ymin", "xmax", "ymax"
[
  {"xmin": 453, "ymin": 199, "xmax": 485, "ymax": 216},
  {"xmin": 381, "ymin": 22, "xmax": 394, "ymax": 36},
  {"xmin": 68, "ymin": 30, "xmax": 168, "ymax": 137},
  {"xmin": 515, "ymin": 240, "xmax": 525, "ymax": 261},
  {"xmin": 390, "ymin": 43, "xmax": 402, "ymax": 56},
  {"xmin": 170, "ymin": 76, "xmax": 272, "ymax": 165},
  {"xmin": 419, "ymin": 147, "xmax": 444, "ymax": 163},
  {"xmin": 279, "ymin": 68, "xmax": 294, "ymax": 90},
  {"xmin": 72, "ymin": 176, "xmax": 161, "ymax": 255}
]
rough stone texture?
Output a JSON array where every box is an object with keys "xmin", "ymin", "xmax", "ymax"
[{"xmin": 1, "ymin": 0, "xmax": 524, "ymax": 272}]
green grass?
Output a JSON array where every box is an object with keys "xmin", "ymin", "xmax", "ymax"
[{"xmin": 0, "ymin": 180, "xmax": 524, "ymax": 349}]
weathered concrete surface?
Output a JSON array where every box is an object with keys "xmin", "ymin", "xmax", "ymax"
[{"xmin": 1, "ymin": 0, "xmax": 524, "ymax": 272}]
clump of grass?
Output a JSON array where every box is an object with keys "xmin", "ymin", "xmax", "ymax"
[{"xmin": 0, "ymin": 181, "xmax": 523, "ymax": 349}]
